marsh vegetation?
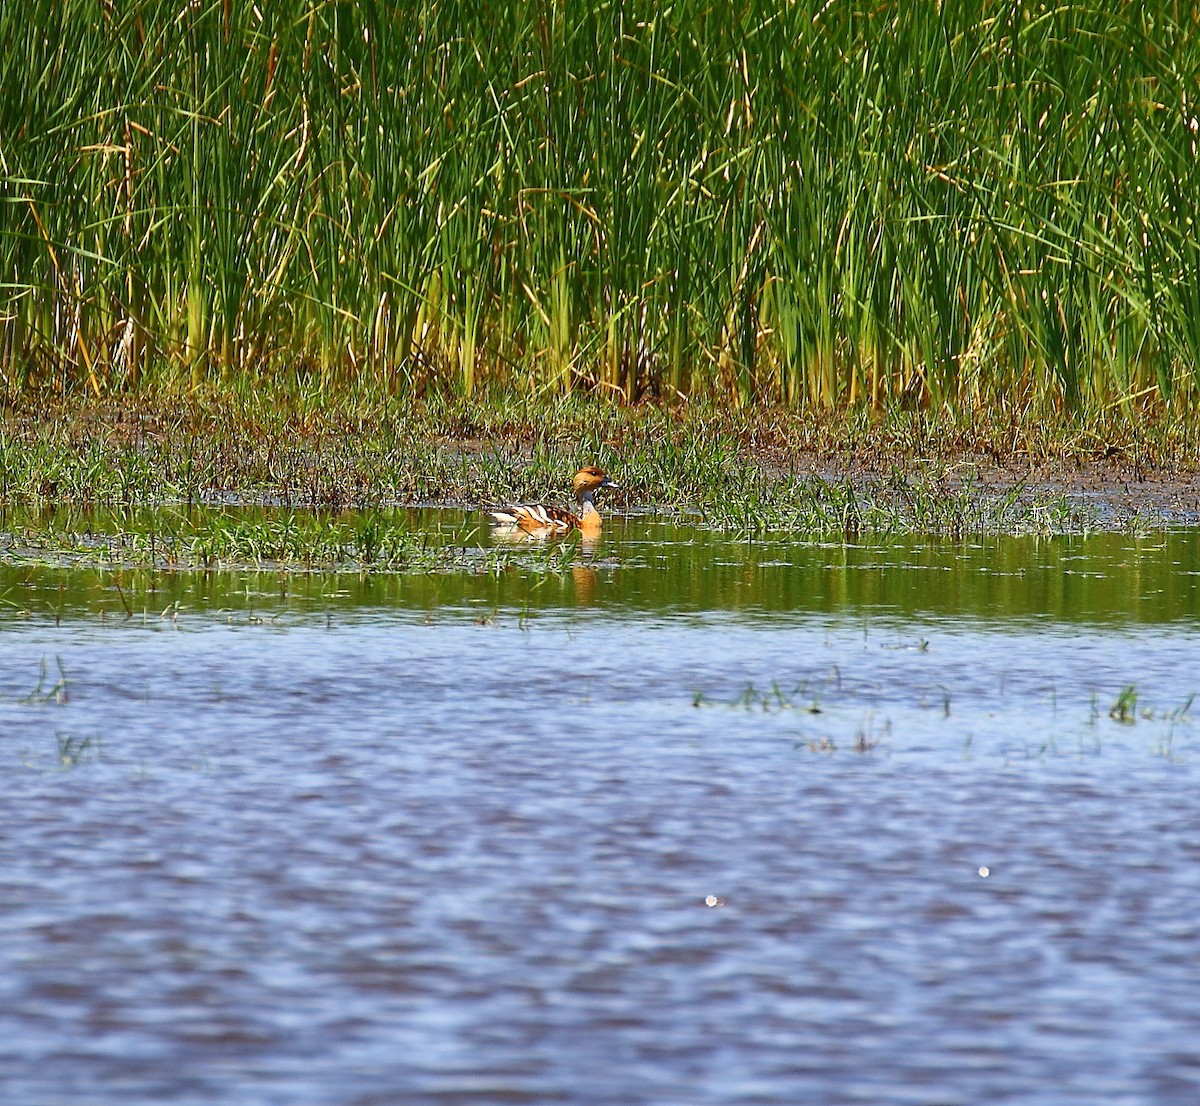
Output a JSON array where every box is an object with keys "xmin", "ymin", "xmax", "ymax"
[
  {"xmin": 3, "ymin": 1, "xmax": 1199, "ymax": 422},
  {"xmin": 2, "ymin": 386, "xmax": 1195, "ymax": 556}
]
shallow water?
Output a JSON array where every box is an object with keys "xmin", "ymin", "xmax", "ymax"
[{"xmin": 3, "ymin": 514, "xmax": 1200, "ymax": 1104}]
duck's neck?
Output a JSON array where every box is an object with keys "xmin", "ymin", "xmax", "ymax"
[{"xmin": 577, "ymin": 490, "xmax": 600, "ymax": 520}]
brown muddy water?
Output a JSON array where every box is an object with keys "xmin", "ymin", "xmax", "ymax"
[{"xmin": 3, "ymin": 511, "xmax": 1200, "ymax": 1105}]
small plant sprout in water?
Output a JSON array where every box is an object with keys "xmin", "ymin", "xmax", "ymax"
[
  {"xmin": 855, "ymin": 714, "xmax": 889, "ymax": 753},
  {"xmin": 0, "ymin": 587, "xmax": 30, "ymax": 615},
  {"xmin": 20, "ymin": 656, "xmax": 69, "ymax": 705},
  {"xmin": 1103, "ymin": 686, "xmax": 1194, "ymax": 754},
  {"xmin": 1109, "ymin": 685, "xmax": 1138, "ymax": 724},
  {"xmin": 1153, "ymin": 694, "xmax": 1194, "ymax": 759},
  {"xmin": 56, "ymin": 733, "xmax": 98, "ymax": 768}
]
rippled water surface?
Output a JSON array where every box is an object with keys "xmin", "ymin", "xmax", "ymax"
[{"xmin": 3, "ymin": 514, "xmax": 1200, "ymax": 1104}]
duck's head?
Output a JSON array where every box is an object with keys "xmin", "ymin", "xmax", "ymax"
[{"xmin": 573, "ymin": 466, "xmax": 619, "ymax": 497}]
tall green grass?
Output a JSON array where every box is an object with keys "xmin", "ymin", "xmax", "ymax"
[{"xmin": 2, "ymin": 1, "xmax": 1198, "ymax": 414}]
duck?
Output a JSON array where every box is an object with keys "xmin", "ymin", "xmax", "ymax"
[{"xmin": 487, "ymin": 466, "xmax": 620, "ymax": 536}]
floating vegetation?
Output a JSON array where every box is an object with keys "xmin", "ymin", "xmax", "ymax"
[{"xmin": 1, "ymin": 506, "xmax": 433, "ymax": 570}]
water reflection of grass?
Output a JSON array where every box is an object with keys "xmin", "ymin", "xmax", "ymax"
[{"xmin": 4, "ymin": 525, "xmax": 1199, "ymax": 626}]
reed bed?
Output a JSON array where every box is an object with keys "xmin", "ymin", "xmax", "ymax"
[{"xmin": 2, "ymin": 1, "xmax": 1198, "ymax": 415}]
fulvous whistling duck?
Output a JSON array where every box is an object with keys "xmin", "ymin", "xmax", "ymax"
[{"xmin": 487, "ymin": 467, "xmax": 619, "ymax": 536}]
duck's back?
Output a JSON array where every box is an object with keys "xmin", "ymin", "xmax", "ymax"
[{"xmin": 488, "ymin": 503, "xmax": 582, "ymax": 533}]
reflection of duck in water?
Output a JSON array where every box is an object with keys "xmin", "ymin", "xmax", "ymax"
[
  {"xmin": 572, "ymin": 563, "xmax": 599, "ymax": 604},
  {"xmin": 487, "ymin": 467, "xmax": 619, "ymax": 537}
]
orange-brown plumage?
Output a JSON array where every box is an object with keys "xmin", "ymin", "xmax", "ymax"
[{"xmin": 488, "ymin": 467, "xmax": 619, "ymax": 535}]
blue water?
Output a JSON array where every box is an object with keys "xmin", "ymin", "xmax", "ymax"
[{"xmin": 2, "ymin": 524, "xmax": 1200, "ymax": 1104}]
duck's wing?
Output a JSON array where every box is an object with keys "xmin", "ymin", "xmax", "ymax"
[{"xmin": 487, "ymin": 503, "xmax": 580, "ymax": 533}]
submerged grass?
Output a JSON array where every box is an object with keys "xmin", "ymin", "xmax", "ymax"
[{"xmin": 3, "ymin": 1, "xmax": 1200, "ymax": 419}]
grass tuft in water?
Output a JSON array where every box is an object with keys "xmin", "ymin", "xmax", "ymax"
[
  {"xmin": 1109, "ymin": 685, "xmax": 1139, "ymax": 725},
  {"xmin": 55, "ymin": 733, "xmax": 98, "ymax": 769},
  {"xmin": 19, "ymin": 655, "xmax": 69, "ymax": 705}
]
